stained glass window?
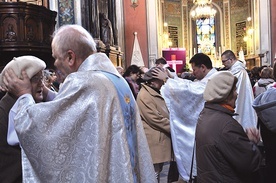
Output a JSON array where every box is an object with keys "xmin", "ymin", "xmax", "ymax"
[{"xmin": 196, "ymin": 18, "xmax": 215, "ymax": 55}]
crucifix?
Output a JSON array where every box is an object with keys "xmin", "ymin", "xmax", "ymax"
[{"xmin": 166, "ymin": 54, "xmax": 183, "ymax": 72}]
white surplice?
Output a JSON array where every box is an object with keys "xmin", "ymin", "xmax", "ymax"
[
  {"xmin": 161, "ymin": 68, "xmax": 217, "ymax": 181},
  {"xmin": 229, "ymin": 61, "xmax": 257, "ymax": 128},
  {"xmin": 13, "ymin": 53, "xmax": 157, "ymax": 183}
]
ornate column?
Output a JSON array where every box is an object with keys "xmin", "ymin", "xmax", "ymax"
[
  {"xmin": 146, "ymin": 0, "xmax": 159, "ymax": 67},
  {"xmin": 222, "ymin": 0, "xmax": 230, "ymax": 51},
  {"xmin": 258, "ymin": 0, "xmax": 271, "ymax": 65}
]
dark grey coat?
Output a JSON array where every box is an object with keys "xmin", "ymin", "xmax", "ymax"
[
  {"xmin": 196, "ymin": 103, "xmax": 261, "ymax": 183},
  {"xmin": 0, "ymin": 93, "xmax": 22, "ymax": 183}
]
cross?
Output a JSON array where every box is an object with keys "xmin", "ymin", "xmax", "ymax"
[{"xmin": 166, "ymin": 54, "xmax": 183, "ymax": 72}]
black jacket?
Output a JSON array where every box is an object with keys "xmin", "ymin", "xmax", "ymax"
[{"xmin": 0, "ymin": 93, "xmax": 22, "ymax": 183}]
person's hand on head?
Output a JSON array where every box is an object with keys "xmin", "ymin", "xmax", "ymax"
[
  {"xmin": 3, "ymin": 69, "xmax": 32, "ymax": 98},
  {"xmin": 151, "ymin": 68, "xmax": 169, "ymax": 80},
  {"xmin": 0, "ymin": 83, "xmax": 8, "ymax": 92}
]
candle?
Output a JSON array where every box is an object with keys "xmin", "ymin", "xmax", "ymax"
[
  {"xmin": 194, "ymin": 48, "xmax": 196, "ymax": 55},
  {"xmin": 219, "ymin": 46, "xmax": 221, "ymax": 56}
]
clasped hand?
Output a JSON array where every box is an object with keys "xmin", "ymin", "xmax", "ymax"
[{"xmin": 245, "ymin": 127, "xmax": 260, "ymax": 144}]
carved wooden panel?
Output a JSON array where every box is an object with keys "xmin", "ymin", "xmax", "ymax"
[
  {"xmin": 0, "ymin": 2, "xmax": 57, "ymax": 67},
  {"xmin": 25, "ymin": 17, "xmax": 39, "ymax": 42},
  {"xmin": 3, "ymin": 17, "xmax": 17, "ymax": 42}
]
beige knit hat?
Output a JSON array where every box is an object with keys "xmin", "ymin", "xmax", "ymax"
[
  {"xmin": 203, "ymin": 71, "xmax": 236, "ymax": 103},
  {"xmin": 0, "ymin": 56, "xmax": 46, "ymax": 86}
]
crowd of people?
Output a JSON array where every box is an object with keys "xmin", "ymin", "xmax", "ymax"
[{"xmin": 0, "ymin": 24, "xmax": 275, "ymax": 183}]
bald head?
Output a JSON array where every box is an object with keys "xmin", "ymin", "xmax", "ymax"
[{"xmin": 52, "ymin": 25, "xmax": 97, "ymax": 61}]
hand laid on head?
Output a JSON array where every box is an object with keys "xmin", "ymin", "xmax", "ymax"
[
  {"xmin": 3, "ymin": 69, "xmax": 32, "ymax": 98},
  {"xmin": 151, "ymin": 68, "xmax": 170, "ymax": 81},
  {"xmin": 0, "ymin": 84, "xmax": 8, "ymax": 92},
  {"xmin": 245, "ymin": 127, "xmax": 260, "ymax": 144}
]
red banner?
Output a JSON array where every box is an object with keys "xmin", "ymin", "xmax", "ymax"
[{"xmin": 162, "ymin": 48, "xmax": 186, "ymax": 73}]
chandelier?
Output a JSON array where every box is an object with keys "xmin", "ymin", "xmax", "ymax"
[{"xmin": 191, "ymin": 0, "xmax": 216, "ymax": 20}]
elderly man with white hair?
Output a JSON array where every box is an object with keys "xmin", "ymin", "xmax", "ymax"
[{"xmin": 2, "ymin": 25, "xmax": 156, "ymax": 183}]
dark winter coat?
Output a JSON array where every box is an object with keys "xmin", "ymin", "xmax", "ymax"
[
  {"xmin": 0, "ymin": 93, "xmax": 22, "ymax": 183},
  {"xmin": 196, "ymin": 103, "xmax": 261, "ymax": 183}
]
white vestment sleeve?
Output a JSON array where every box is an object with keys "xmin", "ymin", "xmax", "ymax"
[
  {"xmin": 160, "ymin": 68, "xmax": 217, "ymax": 181},
  {"xmin": 230, "ymin": 62, "xmax": 257, "ymax": 129},
  {"xmin": 46, "ymin": 89, "xmax": 57, "ymax": 101},
  {"xmin": 7, "ymin": 94, "xmax": 34, "ymax": 146}
]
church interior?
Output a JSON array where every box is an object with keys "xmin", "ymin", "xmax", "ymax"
[
  {"xmin": 0, "ymin": 1, "xmax": 274, "ymax": 182},
  {"xmin": 0, "ymin": 0, "xmax": 276, "ymax": 73}
]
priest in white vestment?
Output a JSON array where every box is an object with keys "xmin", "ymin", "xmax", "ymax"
[
  {"xmin": 2, "ymin": 25, "xmax": 156, "ymax": 183},
  {"xmin": 221, "ymin": 50, "xmax": 257, "ymax": 129},
  {"xmin": 152, "ymin": 53, "xmax": 217, "ymax": 181}
]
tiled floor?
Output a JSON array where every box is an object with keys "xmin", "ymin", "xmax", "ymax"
[{"xmin": 160, "ymin": 162, "xmax": 185, "ymax": 183}]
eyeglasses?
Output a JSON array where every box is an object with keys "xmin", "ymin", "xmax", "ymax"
[
  {"xmin": 30, "ymin": 75, "xmax": 43, "ymax": 83},
  {"xmin": 222, "ymin": 58, "xmax": 231, "ymax": 63}
]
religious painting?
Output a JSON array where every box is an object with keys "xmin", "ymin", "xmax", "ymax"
[
  {"xmin": 196, "ymin": 18, "xmax": 215, "ymax": 55},
  {"xmin": 58, "ymin": 0, "xmax": 75, "ymax": 26},
  {"xmin": 168, "ymin": 26, "xmax": 178, "ymax": 48},
  {"xmin": 235, "ymin": 21, "xmax": 247, "ymax": 55},
  {"xmin": 162, "ymin": 48, "xmax": 186, "ymax": 74}
]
